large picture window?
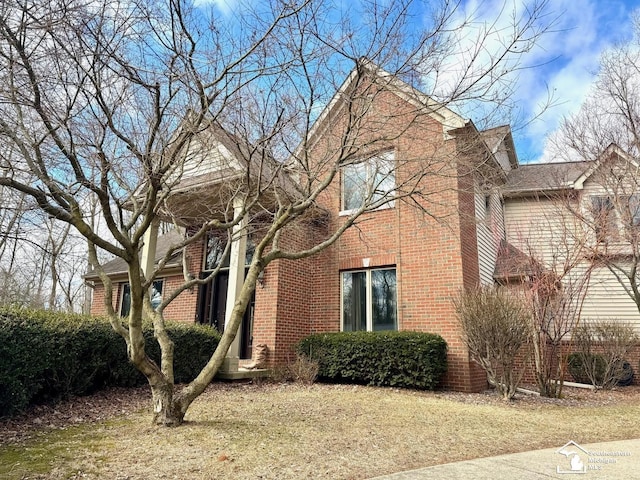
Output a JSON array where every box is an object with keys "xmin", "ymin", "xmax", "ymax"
[
  {"xmin": 341, "ymin": 151, "xmax": 395, "ymax": 212},
  {"xmin": 341, "ymin": 268, "xmax": 397, "ymax": 331}
]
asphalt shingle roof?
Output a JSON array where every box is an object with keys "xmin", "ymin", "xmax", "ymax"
[
  {"xmin": 502, "ymin": 161, "xmax": 593, "ymax": 194},
  {"xmin": 85, "ymin": 229, "xmax": 184, "ymax": 280}
]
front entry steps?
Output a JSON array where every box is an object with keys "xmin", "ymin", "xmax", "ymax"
[
  {"xmin": 215, "ymin": 358, "xmax": 269, "ymax": 380},
  {"xmin": 215, "ymin": 367, "xmax": 269, "ymax": 380}
]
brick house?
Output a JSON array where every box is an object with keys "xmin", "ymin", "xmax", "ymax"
[{"xmin": 86, "ymin": 62, "xmax": 544, "ymax": 392}]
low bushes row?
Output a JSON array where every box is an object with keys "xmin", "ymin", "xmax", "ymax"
[
  {"xmin": 0, "ymin": 308, "xmax": 220, "ymax": 417},
  {"xmin": 296, "ymin": 331, "xmax": 447, "ymax": 390},
  {"xmin": 568, "ymin": 319, "xmax": 638, "ymax": 389},
  {"xmin": 567, "ymin": 353, "xmax": 634, "ymax": 387}
]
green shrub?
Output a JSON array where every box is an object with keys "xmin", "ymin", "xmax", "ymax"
[
  {"xmin": 144, "ymin": 321, "xmax": 221, "ymax": 383},
  {"xmin": 296, "ymin": 331, "xmax": 447, "ymax": 390},
  {"xmin": 0, "ymin": 307, "xmax": 220, "ymax": 417}
]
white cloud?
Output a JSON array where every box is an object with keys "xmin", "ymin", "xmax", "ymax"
[
  {"xmin": 193, "ymin": 0, "xmax": 236, "ymax": 15},
  {"xmin": 512, "ymin": 0, "xmax": 639, "ymax": 162},
  {"xmin": 432, "ymin": 0, "xmax": 639, "ymax": 162}
]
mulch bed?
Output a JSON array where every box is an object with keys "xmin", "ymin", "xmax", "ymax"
[{"xmin": 0, "ymin": 386, "xmax": 150, "ymax": 445}]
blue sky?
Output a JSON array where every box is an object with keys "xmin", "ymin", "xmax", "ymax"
[
  {"xmin": 201, "ymin": 0, "xmax": 640, "ymax": 164},
  {"xmin": 474, "ymin": 0, "xmax": 640, "ymax": 163}
]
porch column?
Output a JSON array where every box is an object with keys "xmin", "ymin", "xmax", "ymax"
[
  {"xmin": 221, "ymin": 198, "xmax": 247, "ymax": 373},
  {"xmin": 141, "ymin": 218, "xmax": 160, "ymax": 281}
]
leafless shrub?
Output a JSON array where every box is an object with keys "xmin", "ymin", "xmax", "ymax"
[
  {"xmin": 454, "ymin": 287, "xmax": 531, "ymax": 400},
  {"xmin": 270, "ymin": 354, "xmax": 319, "ymax": 385},
  {"xmin": 571, "ymin": 319, "xmax": 638, "ymax": 390}
]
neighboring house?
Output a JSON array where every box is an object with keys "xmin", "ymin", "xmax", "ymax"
[
  {"xmin": 85, "ymin": 63, "xmax": 640, "ymax": 392},
  {"xmin": 501, "ymin": 144, "xmax": 640, "ymax": 329}
]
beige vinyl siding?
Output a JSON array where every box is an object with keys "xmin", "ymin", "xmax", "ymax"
[
  {"xmin": 475, "ymin": 188, "xmax": 504, "ymax": 286},
  {"xmin": 578, "ymin": 179, "xmax": 640, "ymax": 328},
  {"xmin": 503, "ymin": 196, "xmax": 572, "ymax": 265},
  {"xmin": 167, "ymin": 137, "xmax": 240, "ymax": 185},
  {"xmin": 494, "ymin": 150, "xmax": 512, "ymax": 173},
  {"xmin": 580, "ymin": 266, "xmax": 640, "ymax": 328},
  {"xmin": 504, "ymin": 191, "xmax": 640, "ymax": 330}
]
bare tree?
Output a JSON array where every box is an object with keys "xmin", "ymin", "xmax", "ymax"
[
  {"xmin": 0, "ymin": 191, "xmax": 86, "ymax": 310},
  {"xmin": 501, "ymin": 186, "xmax": 594, "ymax": 397},
  {"xmin": 550, "ymin": 19, "xmax": 640, "ymax": 318},
  {"xmin": 521, "ymin": 242, "xmax": 593, "ymax": 398},
  {"xmin": 0, "ymin": 0, "xmax": 552, "ymax": 425}
]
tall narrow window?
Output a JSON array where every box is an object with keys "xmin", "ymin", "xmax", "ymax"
[
  {"xmin": 204, "ymin": 232, "xmax": 254, "ymax": 270},
  {"xmin": 591, "ymin": 196, "xmax": 615, "ymax": 243},
  {"xmin": 627, "ymin": 194, "xmax": 640, "ymax": 227},
  {"xmin": 119, "ymin": 279, "xmax": 164, "ymax": 317},
  {"xmin": 341, "ymin": 151, "xmax": 395, "ymax": 212},
  {"xmin": 342, "ymin": 271, "xmax": 367, "ymax": 331},
  {"xmin": 119, "ymin": 283, "xmax": 131, "ymax": 318},
  {"xmin": 341, "ymin": 268, "xmax": 397, "ymax": 331}
]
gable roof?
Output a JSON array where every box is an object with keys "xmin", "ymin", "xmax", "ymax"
[
  {"xmin": 300, "ymin": 59, "xmax": 469, "ymax": 156},
  {"xmin": 479, "ymin": 125, "xmax": 519, "ymax": 171},
  {"xmin": 502, "ymin": 161, "xmax": 592, "ymax": 196},
  {"xmin": 572, "ymin": 143, "xmax": 639, "ymax": 189},
  {"xmin": 85, "ymin": 229, "xmax": 184, "ymax": 281},
  {"xmin": 493, "ymin": 240, "xmax": 541, "ymax": 282},
  {"xmin": 502, "ymin": 144, "xmax": 640, "ymax": 197}
]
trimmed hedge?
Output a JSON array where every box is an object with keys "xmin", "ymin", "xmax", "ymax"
[
  {"xmin": 296, "ymin": 331, "xmax": 447, "ymax": 390},
  {"xmin": 0, "ymin": 308, "xmax": 220, "ymax": 417}
]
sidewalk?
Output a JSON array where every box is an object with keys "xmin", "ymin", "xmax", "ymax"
[{"xmin": 370, "ymin": 439, "xmax": 640, "ymax": 479}]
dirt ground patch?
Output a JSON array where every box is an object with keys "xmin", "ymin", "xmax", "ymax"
[{"xmin": 2, "ymin": 382, "xmax": 640, "ymax": 479}]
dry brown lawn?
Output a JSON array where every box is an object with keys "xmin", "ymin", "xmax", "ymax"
[{"xmin": 2, "ymin": 382, "xmax": 640, "ymax": 479}]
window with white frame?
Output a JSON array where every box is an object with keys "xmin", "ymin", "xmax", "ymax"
[
  {"xmin": 341, "ymin": 268, "xmax": 397, "ymax": 331},
  {"xmin": 119, "ymin": 279, "xmax": 164, "ymax": 317},
  {"xmin": 341, "ymin": 151, "xmax": 395, "ymax": 212}
]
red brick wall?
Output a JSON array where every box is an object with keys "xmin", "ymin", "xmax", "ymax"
[
  {"xmin": 303, "ymin": 85, "xmax": 488, "ymax": 392},
  {"xmin": 87, "ymin": 78, "xmax": 493, "ymax": 393},
  {"xmin": 253, "ymin": 223, "xmax": 317, "ymax": 364},
  {"xmin": 90, "ymin": 282, "xmax": 106, "ymax": 315},
  {"xmin": 161, "ymin": 241, "xmax": 203, "ymax": 322},
  {"xmin": 518, "ymin": 342, "xmax": 640, "ymax": 388},
  {"xmin": 89, "ymin": 281, "xmax": 125, "ymax": 316}
]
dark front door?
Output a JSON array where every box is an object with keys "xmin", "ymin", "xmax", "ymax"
[{"xmin": 197, "ymin": 270, "xmax": 254, "ymax": 359}]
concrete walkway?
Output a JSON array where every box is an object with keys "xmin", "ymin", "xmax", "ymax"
[{"xmin": 371, "ymin": 439, "xmax": 640, "ymax": 479}]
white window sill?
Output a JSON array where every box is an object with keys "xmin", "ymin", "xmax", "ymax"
[{"xmin": 339, "ymin": 203, "xmax": 395, "ymax": 217}]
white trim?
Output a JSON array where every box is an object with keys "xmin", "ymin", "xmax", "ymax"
[
  {"xmin": 574, "ymin": 144, "xmax": 640, "ymax": 190},
  {"xmin": 338, "ymin": 203, "xmax": 395, "ymax": 217},
  {"xmin": 341, "ymin": 150, "xmax": 396, "ymax": 212}
]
